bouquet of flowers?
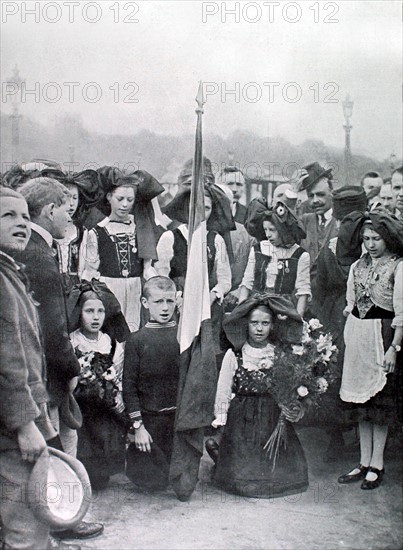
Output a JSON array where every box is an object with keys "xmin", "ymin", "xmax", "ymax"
[
  {"xmin": 263, "ymin": 318, "xmax": 338, "ymax": 469},
  {"xmin": 74, "ymin": 350, "xmax": 121, "ymax": 410}
]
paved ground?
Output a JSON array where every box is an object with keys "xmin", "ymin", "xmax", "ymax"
[{"xmin": 78, "ymin": 428, "xmax": 402, "ymax": 550}]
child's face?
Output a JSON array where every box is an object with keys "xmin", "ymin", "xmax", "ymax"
[
  {"xmin": 65, "ymin": 183, "xmax": 79, "ymax": 218},
  {"xmin": 248, "ymin": 307, "xmax": 272, "ymax": 347},
  {"xmin": 81, "ymin": 299, "xmax": 106, "ymax": 337},
  {"xmin": 107, "ymin": 186, "xmax": 135, "ymax": 221},
  {"xmin": 0, "ymin": 197, "xmax": 31, "ymax": 254},
  {"xmin": 263, "ymin": 220, "xmax": 282, "ymax": 247},
  {"xmin": 141, "ymin": 288, "xmax": 176, "ymax": 324},
  {"xmin": 204, "ymin": 195, "xmax": 212, "ymax": 221}
]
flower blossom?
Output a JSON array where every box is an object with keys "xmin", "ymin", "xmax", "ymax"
[
  {"xmin": 309, "ymin": 318, "xmax": 323, "ymax": 331},
  {"xmin": 316, "ymin": 334, "xmax": 333, "ymax": 353},
  {"xmin": 316, "ymin": 377, "xmax": 328, "ymax": 393},
  {"xmin": 103, "ymin": 366, "xmax": 117, "ymax": 381},
  {"xmin": 292, "ymin": 345, "xmax": 305, "ymax": 356},
  {"xmin": 297, "ymin": 385, "xmax": 309, "ymax": 397}
]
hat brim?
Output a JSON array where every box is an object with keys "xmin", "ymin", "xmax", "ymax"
[
  {"xmin": 59, "ymin": 393, "xmax": 83, "ymax": 430},
  {"xmin": 126, "ymin": 442, "xmax": 169, "ymax": 491},
  {"xmin": 28, "ymin": 447, "xmax": 91, "ymax": 529},
  {"xmin": 299, "ymin": 168, "xmax": 332, "ymax": 192}
]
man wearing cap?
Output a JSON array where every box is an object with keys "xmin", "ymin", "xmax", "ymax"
[
  {"xmin": 298, "ymin": 162, "xmax": 339, "ymax": 270},
  {"xmin": 216, "ymin": 166, "xmax": 247, "ymax": 224},
  {"xmin": 391, "ymin": 166, "xmax": 403, "ymax": 219},
  {"xmin": 0, "ymin": 187, "xmax": 77, "ymax": 550},
  {"xmin": 17, "ymin": 178, "xmax": 104, "ymax": 543}
]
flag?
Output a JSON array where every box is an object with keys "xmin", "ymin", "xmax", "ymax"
[{"xmin": 169, "ymin": 82, "xmax": 217, "ymax": 501}]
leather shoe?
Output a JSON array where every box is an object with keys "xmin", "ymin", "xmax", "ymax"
[
  {"xmin": 55, "ymin": 521, "xmax": 104, "ymax": 540},
  {"xmin": 361, "ymin": 467, "xmax": 385, "ymax": 490},
  {"xmin": 205, "ymin": 438, "xmax": 219, "ymax": 464},
  {"xmin": 48, "ymin": 534, "xmax": 81, "ymax": 549},
  {"xmin": 338, "ymin": 464, "xmax": 369, "ymax": 484}
]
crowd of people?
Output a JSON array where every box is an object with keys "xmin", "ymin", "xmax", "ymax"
[{"xmin": 0, "ymin": 156, "xmax": 402, "ymax": 549}]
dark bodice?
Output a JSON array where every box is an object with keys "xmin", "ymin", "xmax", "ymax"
[
  {"xmin": 253, "ymin": 244, "xmax": 304, "ymax": 294},
  {"xmin": 233, "ymin": 351, "xmax": 273, "ymax": 397},
  {"xmin": 94, "ymin": 225, "xmax": 143, "ymax": 278}
]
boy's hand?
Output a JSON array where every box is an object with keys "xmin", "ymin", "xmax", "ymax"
[
  {"xmin": 18, "ymin": 421, "xmax": 47, "ymax": 462},
  {"xmin": 133, "ymin": 425, "xmax": 153, "ymax": 453}
]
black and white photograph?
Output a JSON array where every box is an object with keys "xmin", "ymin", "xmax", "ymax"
[{"xmin": 0, "ymin": 1, "xmax": 402, "ymax": 548}]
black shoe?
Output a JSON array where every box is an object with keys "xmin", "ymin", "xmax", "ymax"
[
  {"xmin": 205, "ymin": 438, "xmax": 219, "ymax": 464},
  {"xmin": 55, "ymin": 521, "xmax": 104, "ymax": 540},
  {"xmin": 361, "ymin": 467, "xmax": 385, "ymax": 490},
  {"xmin": 338, "ymin": 464, "xmax": 369, "ymax": 484}
]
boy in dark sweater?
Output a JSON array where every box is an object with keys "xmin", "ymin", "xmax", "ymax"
[{"xmin": 123, "ymin": 276, "xmax": 180, "ymax": 491}]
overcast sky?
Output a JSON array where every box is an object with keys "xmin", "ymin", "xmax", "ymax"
[{"xmin": 1, "ymin": 0, "xmax": 401, "ymax": 160}]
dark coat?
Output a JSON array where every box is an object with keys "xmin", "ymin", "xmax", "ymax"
[
  {"xmin": 233, "ymin": 202, "xmax": 247, "ymax": 225},
  {"xmin": 0, "ymin": 252, "xmax": 48, "ymax": 450},
  {"xmin": 19, "ymin": 230, "xmax": 80, "ymax": 406}
]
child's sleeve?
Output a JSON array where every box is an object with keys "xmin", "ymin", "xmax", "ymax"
[
  {"xmin": 122, "ymin": 336, "xmax": 142, "ymax": 422},
  {"xmin": 240, "ymin": 246, "xmax": 256, "ymax": 291},
  {"xmin": 345, "ymin": 261, "xmax": 358, "ymax": 314},
  {"xmin": 154, "ymin": 230, "xmax": 175, "ymax": 277},
  {"xmin": 211, "ymin": 233, "xmax": 232, "ymax": 302},
  {"xmin": 112, "ymin": 341, "xmax": 125, "ymax": 413},
  {"xmin": 80, "ymin": 228, "xmax": 100, "ymax": 281},
  {"xmin": 212, "ymin": 349, "xmax": 237, "ymax": 427},
  {"xmin": 295, "ymin": 251, "xmax": 311, "ymax": 298},
  {"xmin": 392, "ymin": 260, "xmax": 403, "ymax": 328}
]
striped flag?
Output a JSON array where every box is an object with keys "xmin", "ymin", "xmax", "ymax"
[{"xmin": 169, "ymin": 82, "xmax": 217, "ymax": 501}]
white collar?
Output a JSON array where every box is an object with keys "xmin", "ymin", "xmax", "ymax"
[
  {"xmin": 0, "ymin": 250, "xmax": 19, "ymax": 266},
  {"xmin": 178, "ymin": 224, "xmax": 189, "ymax": 241},
  {"xmin": 31, "ymin": 222, "xmax": 53, "ymax": 248}
]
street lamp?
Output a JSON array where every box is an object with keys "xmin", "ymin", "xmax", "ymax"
[
  {"xmin": 7, "ymin": 65, "xmax": 24, "ymax": 164},
  {"xmin": 389, "ymin": 153, "xmax": 397, "ymax": 174},
  {"xmin": 342, "ymin": 94, "xmax": 354, "ymax": 185}
]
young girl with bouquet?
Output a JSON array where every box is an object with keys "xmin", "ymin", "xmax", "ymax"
[
  {"xmin": 209, "ymin": 295, "xmax": 309, "ymax": 498},
  {"xmin": 67, "ymin": 280, "xmax": 130, "ymax": 488}
]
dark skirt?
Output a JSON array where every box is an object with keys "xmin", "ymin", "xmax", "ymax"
[
  {"xmin": 76, "ymin": 398, "xmax": 127, "ymax": 484},
  {"xmin": 214, "ymin": 394, "xmax": 309, "ymax": 498}
]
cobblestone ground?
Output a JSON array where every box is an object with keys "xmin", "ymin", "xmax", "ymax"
[{"xmin": 77, "ymin": 428, "xmax": 402, "ymax": 550}]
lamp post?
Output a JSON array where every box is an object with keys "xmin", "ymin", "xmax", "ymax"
[
  {"xmin": 389, "ymin": 153, "xmax": 397, "ymax": 174},
  {"xmin": 8, "ymin": 65, "xmax": 24, "ymax": 164},
  {"xmin": 342, "ymin": 94, "xmax": 354, "ymax": 185}
]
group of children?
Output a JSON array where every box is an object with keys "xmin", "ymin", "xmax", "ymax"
[{"xmin": 1, "ymin": 160, "xmax": 402, "ymax": 510}]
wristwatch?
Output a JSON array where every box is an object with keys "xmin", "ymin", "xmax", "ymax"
[
  {"xmin": 132, "ymin": 419, "xmax": 143, "ymax": 430},
  {"xmin": 391, "ymin": 343, "xmax": 401, "ymax": 353}
]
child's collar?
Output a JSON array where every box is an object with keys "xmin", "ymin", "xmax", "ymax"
[{"xmin": 145, "ymin": 320, "xmax": 176, "ymax": 329}]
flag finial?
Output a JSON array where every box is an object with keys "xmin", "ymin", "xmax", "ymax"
[{"xmin": 195, "ymin": 81, "xmax": 205, "ymax": 114}]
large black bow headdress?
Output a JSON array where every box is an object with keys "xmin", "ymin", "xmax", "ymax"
[
  {"xmin": 336, "ymin": 208, "xmax": 403, "ymax": 261},
  {"xmin": 39, "ymin": 168, "xmax": 103, "ymax": 221},
  {"xmin": 245, "ymin": 198, "xmax": 306, "ymax": 246},
  {"xmin": 67, "ymin": 279, "xmax": 130, "ymax": 342},
  {"xmin": 223, "ymin": 294, "xmax": 303, "ymax": 350}
]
